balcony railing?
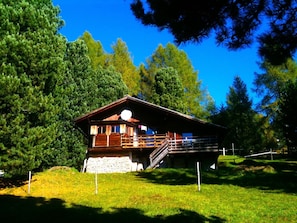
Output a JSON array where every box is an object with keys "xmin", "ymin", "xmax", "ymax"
[
  {"xmin": 121, "ymin": 134, "xmax": 167, "ymax": 148},
  {"xmin": 168, "ymin": 136, "xmax": 219, "ymax": 153},
  {"xmin": 94, "ymin": 133, "xmax": 218, "ymax": 152}
]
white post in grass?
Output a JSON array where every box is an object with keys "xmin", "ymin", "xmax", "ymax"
[
  {"xmin": 95, "ymin": 172, "xmax": 98, "ymax": 195},
  {"xmin": 232, "ymin": 143, "xmax": 235, "ymax": 156},
  {"xmin": 28, "ymin": 171, "xmax": 31, "ymax": 194},
  {"xmin": 197, "ymin": 162, "xmax": 201, "ymax": 192}
]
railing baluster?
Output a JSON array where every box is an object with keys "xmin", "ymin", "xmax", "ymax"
[{"xmin": 121, "ymin": 135, "xmax": 218, "ymax": 152}]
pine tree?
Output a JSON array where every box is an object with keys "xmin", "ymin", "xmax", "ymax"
[
  {"xmin": 0, "ymin": 0, "xmax": 66, "ymax": 177},
  {"xmin": 144, "ymin": 43, "xmax": 212, "ymax": 118},
  {"xmin": 220, "ymin": 76, "xmax": 275, "ymax": 154},
  {"xmin": 226, "ymin": 76, "xmax": 255, "ymax": 154},
  {"xmin": 131, "ymin": 0, "xmax": 297, "ymax": 65},
  {"xmin": 47, "ymin": 40, "xmax": 93, "ymax": 169},
  {"xmin": 94, "ymin": 66, "xmax": 129, "ymax": 106},
  {"xmin": 138, "ymin": 63, "xmax": 152, "ymax": 100},
  {"xmin": 80, "ymin": 31, "xmax": 109, "ymax": 69},
  {"xmin": 110, "ymin": 38, "xmax": 140, "ymax": 96},
  {"xmin": 277, "ymin": 79, "xmax": 297, "ymax": 154},
  {"xmin": 151, "ymin": 67, "xmax": 185, "ymax": 112},
  {"xmin": 48, "ymin": 40, "xmax": 129, "ymax": 170},
  {"xmin": 254, "ymin": 59, "xmax": 297, "ymax": 120},
  {"xmin": 254, "ymin": 59, "xmax": 297, "ymax": 151}
]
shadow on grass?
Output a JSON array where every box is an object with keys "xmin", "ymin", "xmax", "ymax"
[
  {"xmin": 206, "ymin": 159, "xmax": 297, "ymax": 194},
  {"xmin": 136, "ymin": 168, "xmax": 197, "ymax": 185},
  {"xmin": 0, "ymin": 176, "xmax": 29, "ymax": 189},
  {"xmin": 0, "ymin": 195, "xmax": 225, "ymax": 223},
  {"xmin": 136, "ymin": 160, "xmax": 297, "ymax": 194}
]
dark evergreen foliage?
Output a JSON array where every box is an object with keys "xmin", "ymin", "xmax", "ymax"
[
  {"xmin": 277, "ymin": 79, "xmax": 297, "ymax": 154},
  {"xmin": 0, "ymin": 0, "xmax": 66, "ymax": 177},
  {"xmin": 131, "ymin": 0, "xmax": 297, "ymax": 64},
  {"xmin": 48, "ymin": 41, "xmax": 129, "ymax": 170},
  {"xmin": 142, "ymin": 43, "xmax": 213, "ymax": 119},
  {"xmin": 0, "ymin": 2, "xmax": 129, "ymax": 177},
  {"xmin": 151, "ymin": 67, "xmax": 186, "ymax": 112},
  {"xmin": 211, "ymin": 76, "xmax": 275, "ymax": 154}
]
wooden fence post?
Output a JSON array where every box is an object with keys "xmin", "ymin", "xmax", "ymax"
[{"xmin": 197, "ymin": 162, "xmax": 201, "ymax": 192}]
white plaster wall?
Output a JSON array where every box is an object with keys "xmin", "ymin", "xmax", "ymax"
[{"xmin": 86, "ymin": 156, "xmax": 135, "ymax": 173}]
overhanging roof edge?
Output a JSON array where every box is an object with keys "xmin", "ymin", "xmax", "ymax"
[{"xmin": 74, "ymin": 95, "xmax": 226, "ymax": 130}]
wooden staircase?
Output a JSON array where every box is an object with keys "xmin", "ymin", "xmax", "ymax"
[
  {"xmin": 147, "ymin": 140, "xmax": 169, "ymax": 169},
  {"xmin": 147, "ymin": 136, "xmax": 219, "ymax": 169}
]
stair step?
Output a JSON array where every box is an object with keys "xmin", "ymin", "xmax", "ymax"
[{"xmin": 148, "ymin": 140, "xmax": 169, "ymax": 168}]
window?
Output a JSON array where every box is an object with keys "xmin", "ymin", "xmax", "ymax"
[
  {"xmin": 112, "ymin": 125, "xmax": 120, "ymax": 133},
  {"xmin": 98, "ymin": 126, "xmax": 106, "ymax": 134}
]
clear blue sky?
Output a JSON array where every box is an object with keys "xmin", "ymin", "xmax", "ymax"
[{"xmin": 53, "ymin": 0, "xmax": 263, "ymax": 106}]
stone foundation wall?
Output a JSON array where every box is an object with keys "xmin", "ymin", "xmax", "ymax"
[{"xmin": 86, "ymin": 155, "xmax": 143, "ymax": 173}]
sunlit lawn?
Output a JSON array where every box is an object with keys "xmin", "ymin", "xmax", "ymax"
[{"xmin": 0, "ymin": 156, "xmax": 296, "ymax": 223}]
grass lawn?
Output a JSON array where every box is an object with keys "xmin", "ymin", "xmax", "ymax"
[{"xmin": 0, "ymin": 156, "xmax": 296, "ymax": 223}]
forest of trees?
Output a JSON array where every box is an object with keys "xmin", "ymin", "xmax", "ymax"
[{"xmin": 0, "ymin": 0, "xmax": 296, "ymax": 177}]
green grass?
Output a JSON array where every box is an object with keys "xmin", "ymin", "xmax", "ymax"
[{"xmin": 0, "ymin": 156, "xmax": 297, "ymax": 223}]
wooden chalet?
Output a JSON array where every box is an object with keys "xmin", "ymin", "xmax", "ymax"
[{"xmin": 74, "ymin": 95, "xmax": 226, "ymax": 173}]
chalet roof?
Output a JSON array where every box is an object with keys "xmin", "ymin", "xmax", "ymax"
[{"xmin": 74, "ymin": 95, "xmax": 226, "ymax": 136}]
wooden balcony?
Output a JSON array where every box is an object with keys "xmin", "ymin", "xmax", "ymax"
[
  {"xmin": 168, "ymin": 136, "xmax": 219, "ymax": 153},
  {"xmin": 121, "ymin": 134, "xmax": 167, "ymax": 149},
  {"xmin": 93, "ymin": 134, "xmax": 218, "ymax": 152}
]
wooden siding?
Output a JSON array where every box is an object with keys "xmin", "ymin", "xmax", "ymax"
[
  {"xmin": 110, "ymin": 133, "xmax": 121, "ymax": 146},
  {"xmin": 95, "ymin": 133, "xmax": 121, "ymax": 147},
  {"xmin": 95, "ymin": 134, "xmax": 107, "ymax": 147}
]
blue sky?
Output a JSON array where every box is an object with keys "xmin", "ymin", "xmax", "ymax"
[{"xmin": 53, "ymin": 0, "xmax": 263, "ymax": 106}]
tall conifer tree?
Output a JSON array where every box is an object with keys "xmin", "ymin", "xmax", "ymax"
[
  {"xmin": 144, "ymin": 43, "xmax": 212, "ymax": 118},
  {"xmin": 277, "ymin": 80, "xmax": 297, "ymax": 154},
  {"xmin": 254, "ymin": 59, "xmax": 297, "ymax": 119},
  {"xmin": 110, "ymin": 38, "xmax": 140, "ymax": 96},
  {"xmin": 151, "ymin": 67, "xmax": 185, "ymax": 112},
  {"xmin": 48, "ymin": 40, "xmax": 93, "ymax": 169},
  {"xmin": 50, "ymin": 40, "xmax": 129, "ymax": 170},
  {"xmin": 80, "ymin": 31, "xmax": 109, "ymax": 69},
  {"xmin": 0, "ymin": 0, "xmax": 66, "ymax": 176},
  {"xmin": 215, "ymin": 76, "xmax": 274, "ymax": 154}
]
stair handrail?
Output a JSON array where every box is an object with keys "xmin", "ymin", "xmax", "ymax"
[{"xmin": 148, "ymin": 139, "xmax": 169, "ymax": 168}]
